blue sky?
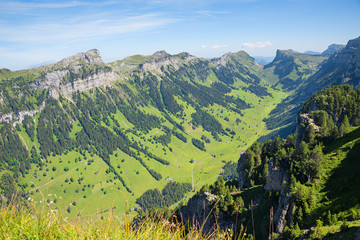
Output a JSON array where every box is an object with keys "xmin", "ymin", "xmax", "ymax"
[{"xmin": 1, "ymin": 0, "xmax": 359, "ymax": 70}]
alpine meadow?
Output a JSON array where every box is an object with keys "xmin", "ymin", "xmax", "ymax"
[{"xmin": 1, "ymin": 0, "xmax": 360, "ymax": 239}]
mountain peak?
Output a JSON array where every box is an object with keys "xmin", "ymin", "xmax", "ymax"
[
  {"xmin": 59, "ymin": 49, "xmax": 103, "ymax": 66},
  {"xmin": 213, "ymin": 51, "xmax": 255, "ymax": 67},
  {"xmin": 151, "ymin": 50, "xmax": 171, "ymax": 60},
  {"xmin": 321, "ymin": 44, "xmax": 345, "ymax": 56}
]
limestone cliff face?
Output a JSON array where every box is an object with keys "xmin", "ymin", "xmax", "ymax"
[
  {"xmin": 264, "ymin": 159, "xmax": 289, "ymax": 192},
  {"xmin": 262, "ymin": 159, "xmax": 294, "ymax": 233},
  {"xmin": 327, "ymin": 38, "xmax": 360, "ymax": 85},
  {"xmin": 305, "ymin": 37, "xmax": 360, "ymax": 94},
  {"xmin": 273, "ymin": 185, "xmax": 295, "ymax": 233},
  {"xmin": 294, "ymin": 109, "xmax": 321, "ymax": 145},
  {"xmin": 140, "ymin": 51, "xmax": 196, "ymax": 73},
  {"xmin": 30, "ymin": 49, "xmax": 118, "ymax": 98},
  {"xmin": 0, "ymin": 102, "xmax": 46, "ymax": 126},
  {"xmin": 179, "ymin": 192, "xmax": 235, "ymax": 233}
]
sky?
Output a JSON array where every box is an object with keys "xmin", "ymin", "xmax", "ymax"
[{"xmin": 1, "ymin": 0, "xmax": 360, "ymax": 70}]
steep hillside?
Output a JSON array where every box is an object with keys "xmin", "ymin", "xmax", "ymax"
[
  {"xmin": 321, "ymin": 44, "xmax": 345, "ymax": 56},
  {"xmin": 264, "ymin": 49, "xmax": 327, "ymax": 91},
  {"xmin": 0, "ymin": 49, "xmax": 284, "ymax": 218},
  {"xmin": 180, "ymin": 84, "xmax": 360, "ymax": 239},
  {"xmin": 263, "ymin": 37, "xmax": 360, "ymax": 140}
]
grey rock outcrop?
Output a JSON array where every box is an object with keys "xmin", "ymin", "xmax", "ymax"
[
  {"xmin": 294, "ymin": 112, "xmax": 321, "ymax": 145},
  {"xmin": 273, "ymin": 184, "xmax": 295, "ymax": 233},
  {"xmin": 179, "ymin": 192, "xmax": 235, "ymax": 234},
  {"xmin": 264, "ymin": 159, "xmax": 289, "ymax": 192},
  {"xmin": 179, "ymin": 192, "xmax": 217, "ymax": 232},
  {"xmin": 30, "ymin": 49, "xmax": 119, "ymax": 98},
  {"xmin": 141, "ymin": 51, "xmax": 196, "ymax": 73},
  {"xmin": 0, "ymin": 101, "xmax": 45, "ymax": 126},
  {"xmin": 263, "ymin": 159, "xmax": 293, "ymax": 233}
]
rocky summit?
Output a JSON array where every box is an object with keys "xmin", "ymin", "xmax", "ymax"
[{"xmin": 1, "ymin": 36, "xmax": 360, "ymax": 240}]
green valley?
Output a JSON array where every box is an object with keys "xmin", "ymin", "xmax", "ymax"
[
  {"xmin": 1, "ymin": 35, "xmax": 360, "ymax": 239},
  {"xmin": 0, "ymin": 49, "xmax": 285, "ymax": 218}
]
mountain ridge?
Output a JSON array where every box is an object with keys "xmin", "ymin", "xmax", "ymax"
[{"xmin": 1, "ymin": 36, "xmax": 360, "ymax": 228}]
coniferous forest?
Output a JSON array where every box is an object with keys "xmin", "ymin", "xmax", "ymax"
[{"xmin": 1, "ymin": 34, "xmax": 360, "ymax": 240}]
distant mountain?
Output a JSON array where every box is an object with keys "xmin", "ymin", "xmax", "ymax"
[
  {"xmin": 252, "ymin": 56, "xmax": 274, "ymax": 65},
  {"xmin": 0, "ymin": 35, "xmax": 359, "ymax": 221},
  {"xmin": 303, "ymin": 50, "xmax": 321, "ymax": 55},
  {"xmin": 321, "ymin": 43, "xmax": 345, "ymax": 56},
  {"xmin": 262, "ymin": 37, "xmax": 360, "ymax": 140},
  {"xmin": 264, "ymin": 49, "xmax": 327, "ymax": 91},
  {"xmin": 0, "ymin": 47, "xmax": 279, "ymax": 217}
]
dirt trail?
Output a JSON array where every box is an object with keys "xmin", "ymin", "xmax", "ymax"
[
  {"xmin": 17, "ymin": 133, "xmax": 29, "ymax": 151},
  {"xmin": 122, "ymin": 119, "xmax": 129, "ymax": 129}
]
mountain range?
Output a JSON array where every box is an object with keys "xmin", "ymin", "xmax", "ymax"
[{"xmin": 0, "ymin": 36, "xmax": 360, "ymax": 239}]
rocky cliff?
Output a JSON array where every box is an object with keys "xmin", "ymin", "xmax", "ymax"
[
  {"xmin": 179, "ymin": 192, "xmax": 235, "ymax": 234},
  {"xmin": 303, "ymin": 37, "xmax": 360, "ymax": 95},
  {"xmin": 321, "ymin": 43, "xmax": 345, "ymax": 56},
  {"xmin": 264, "ymin": 159, "xmax": 289, "ymax": 192},
  {"xmin": 30, "ymin": 49, "xmax": 119, "ymax": 98},
  {"xmin": 273, "ymin": 184, "xmax": 295, "ymax": 233},
  {"xmin": 140, "ymin": 51, "xmax": 197, "ymax": 73}
]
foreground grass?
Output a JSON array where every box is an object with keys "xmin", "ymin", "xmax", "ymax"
[{"xmin": 0, "ymin": 206, "xmax": 246, "ymax": 240}]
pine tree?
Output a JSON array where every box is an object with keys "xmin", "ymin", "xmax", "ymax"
[{"xmin": 339, "ymin": 115, "xmax": 350, "ymax": 137}]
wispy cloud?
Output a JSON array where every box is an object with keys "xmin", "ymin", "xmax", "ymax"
[
  {"xmin": 0, "ymin": 14, "xmax": 178, "ymax": 43},
  {"xmin": 201, "ymin": 44, "xmax": 206, "ymax": 48},
  {"xmin": 243, "ymin": 41, "xmax": 272, "ymax": 48},
  {"xmin": 212, "ymin": 44, "xmax": 228, "ymax": 49},
  {"xmin": 195, "ymin": 10, "xmax": 230, "ymax": 19},
  {"xmin": 1, "ymin": 1, "xmax": 117, "ymax": 13}
]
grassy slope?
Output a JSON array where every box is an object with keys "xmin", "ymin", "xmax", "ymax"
[
  {"xmin": 234, "ymin": 126, "xmax": 360, "ymax": 239},
  {"xmin": 0, "ymin": 205, "xmax": 246, "ymax": 240},
  {"xmin": 14, "ymin": 56, "xmax": 285, "ymax": 219},
  {"xmin": 18, "ymin": 88, "xmax": 284, "ymax": 219}
]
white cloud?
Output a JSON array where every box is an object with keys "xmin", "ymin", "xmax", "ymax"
[
  {"xmin": 195, "ymin": 10, "xmax": 230, "ymax": 19},
  {"xmin": 0, "ymin": 1, "xmax": 116, "ymax": 13},
  {"xmin": 201, "ymin": 44, "xmax": 206, "ymax": 48},
  {"xmin": 212, "ymin": 44, "xmax": 228, "ymax": 49},
  {"xmin": 243, "ymin": 41, "xmax": 272, "ymax": 48},
  {"xmin": 0, "ymin": 14, "xmax": 178, "ymax": 43}
]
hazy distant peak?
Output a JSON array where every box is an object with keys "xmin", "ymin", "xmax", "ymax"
[
  {"xmin": 321, "ymin": 44, "xmax": 345, "ymax": 56},
  {"xmin": 213, "ymin": 51, "xmax": 255, "ymax": 67},
  {"xmin": 303, "ymin": 50, "xmax": 321, "ymax": 55}
]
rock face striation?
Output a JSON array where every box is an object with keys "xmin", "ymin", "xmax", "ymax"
[
  {"xmin": 0, "ymin": 102, "xmax": 46, "ymax": 126},
  {"xmin": 264, "ymin": 159, "xmax": 289, "ymax": 192},
  {"xmin": 263, "ymin": 159, "xmax": 293, "ymax": 233},
  {"xmin": 273, "ymin": 185, "xmax": 295, "ymax": 233},
  {"xmin": 326, "ymin": 39, "xmax": 360, "ymax": 85},
  {"xmin": 30, "ymin": 49, "xmax": 118, "ymax": 98},
  {"xmin": 140, "ymin": 51, "xmax": 197, "ymax": 73}
]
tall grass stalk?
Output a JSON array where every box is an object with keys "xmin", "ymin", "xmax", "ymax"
[{"xmin": 0, "ymin": 204, "xmax": 247, "ymax": 239}]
